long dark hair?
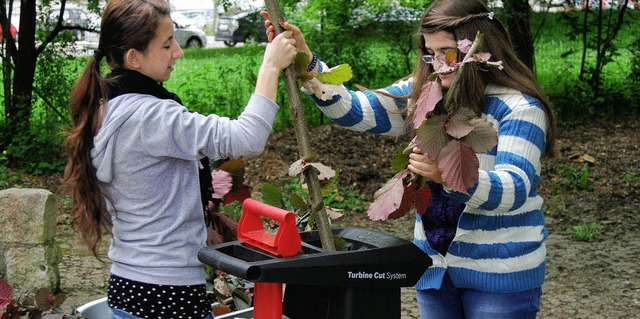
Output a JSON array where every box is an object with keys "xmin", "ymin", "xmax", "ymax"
[
  {"xmin": 406, "ymin": 0, "xmax": 556, "ymax": 157},
  {"xmin": 63, "ymin": 0, "xmax": 171, "ymax": 258}
]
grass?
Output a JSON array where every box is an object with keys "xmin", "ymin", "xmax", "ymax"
[{"xmin": 564, "ymin": 222, "xmax": 603, "ymax": 242}]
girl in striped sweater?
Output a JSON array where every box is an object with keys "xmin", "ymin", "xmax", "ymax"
[{"xmin": 264, "ymin": 0, "xmax": 556, "ymax": 317}]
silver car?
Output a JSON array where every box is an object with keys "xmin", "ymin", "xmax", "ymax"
[
  {"xmin": 172, "ymin": 12, "xmax": 207, "ymax": 48},
  {"xmin": 81, "ymin": 12, "xmax": 207, "ymax": 50}
]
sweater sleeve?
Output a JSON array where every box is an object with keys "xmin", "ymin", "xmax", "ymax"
[
  {"xmin": 304, "ymin": 59, "xmax": 411, "ymax": 137},
  {"xmin": 445, "ymin": 91, "xmax": 548, "ymax": 213},
  {"xmin": 139, "ymin": 93, "xmax": 279, "ymax": 160}
]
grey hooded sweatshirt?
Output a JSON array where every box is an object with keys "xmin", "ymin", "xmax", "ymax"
[{"xmin": 91, "ymin": 93, "xmax": 278, "ymax": 286}]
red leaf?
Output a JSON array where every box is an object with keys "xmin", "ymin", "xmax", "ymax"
[
  {"xmin": 34, "ymin": 287, "xmax": 53, "ymax": 310},
  {"xmin": 413, "ymin": 81, "xmax": 443, "ymax": 129},
  {"xmin": 415, "ymin": 115, "xmax": 450, "ymax": 160},
  {"xmin": 387, "ymin": 182, "xmax": 432, "ymax": 220},
  {"xmin": 206, "ymin": 212, "xmax": 239, "ymax": 245},
  {"xmin": 367, "ymin": 170, "xmax": 409, "ymax": 221},
  {"xmin": 218, "ymin": 158, "xmax": 245, "ymax": 174},
  {"xmin": 213, "ymin": 303, "xmax": 232, "ymax": 316},
  {"xmin": 325, "ymin": 207, "xmax": 344, "ymax": 219},
  {"xmin": 288, "ymin": 159, "xmax": 336, "ymax": 180},
  {"xmin": 445, "ymin": 107, "xmax": 476, "ymax": 139},
  {"xmin": 223, "ymin": 184, "xmax": 252, "ymax": 205},
  {"xmin": 457, "ymin": 38, "xmax": 473, "ymax": 53},
  {"xmin": 387, "ymin": 184, "xmax": 416, "ymax": 220},
  {"xmin": 437, "ymin": 140, "xmax": 479, "ymax": 195},
  {"xmin": 0, "ymin": 279, "xmax": 13, "ymax": 309},
  {"xmin": 414, "ymin": 184, "xmax": 432, "ymax": 216},
  {"xmin": 308, "ymin": 162, "xmax": 336, "ymax": 180},
  {"xmin": 444, "ymin": 50, "xmax": 457, "ymax": 64},
  {"xmin": 211, "ymin": 169, "xmax": 233, "ymax": 199}
]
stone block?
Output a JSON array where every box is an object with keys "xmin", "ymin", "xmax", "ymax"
[
  {"xmin": 4, "ymin": 241, "xmax": 61, "ymax": 293},
  {"xmin": 0, "ymin": 188, "xmax": 57, "ymax": 244}
]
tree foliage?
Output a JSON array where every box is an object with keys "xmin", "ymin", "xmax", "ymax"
[{"xmin": 0, "ymin": 0, "xmax": 102, "ymax": 170}]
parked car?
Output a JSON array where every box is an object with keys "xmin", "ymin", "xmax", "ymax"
[
  {"xmin": 172, "ymin": 12, "xmax": 207, "ymax": 48},
  {"xmin": 178, "ymin": 9, "xmax": 215, "ymax": 30},
  {"xmin": 50, "ymin": 5, "xmax": 96, "ymax": 40},
  {"xmin": 80, "ymin": 12, "xmax": 206, "ymax": 50},
  {"xmin": 215, "ymin": 9, "xmax": 267, "ymax": 47}
]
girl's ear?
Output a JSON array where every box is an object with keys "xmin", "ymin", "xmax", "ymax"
[{"xmin": 123, "ymin": 48, "xmax": 142, "ymax": 70}]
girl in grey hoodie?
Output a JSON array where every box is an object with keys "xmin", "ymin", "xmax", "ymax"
[{"xmin": 63, "ymin": 1, "xmax": 296, "ymax": 318}]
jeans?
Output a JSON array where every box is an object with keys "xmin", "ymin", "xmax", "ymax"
[
  {"xmin": 110, "ymin": 308, "xmax": 215, "ymax": 319},
  {"xmin": 416, "ymin": 274, "xmax": 542, "ymax": 319}
]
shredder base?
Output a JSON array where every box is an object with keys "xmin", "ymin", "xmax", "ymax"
[{"xmin": 282, "ymin": 284, "xmax": 401, "ymax": 319}]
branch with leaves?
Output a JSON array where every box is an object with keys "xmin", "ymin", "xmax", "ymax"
[
  {"xmin": 367, "ymin": 32, "xmax": 504, "ymax": 221},
  {"xmin": 263, "ymin": 0, "xmax": 356, "ymax": 251}
]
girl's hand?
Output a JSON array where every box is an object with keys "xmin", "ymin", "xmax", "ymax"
[
  {"xmin": 263, "ymin": 30, "xmax": 297, "ymax": 71},
  {"xmin": 408, "ymin": 147, "xmax": 444, "ymax": 184},
  {"xmin": 260, "ymin": 11, "xmax": 312, "ymax": 58}
]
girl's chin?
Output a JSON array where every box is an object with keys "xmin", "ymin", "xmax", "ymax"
[{"xmin": 440, "ymin": 78, "xmax": 453, "ymax": 88}]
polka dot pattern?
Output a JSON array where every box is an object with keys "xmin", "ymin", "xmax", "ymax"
[{"xmin": 107, "ymin": 274, "xmax": 211, "ymax": 319}]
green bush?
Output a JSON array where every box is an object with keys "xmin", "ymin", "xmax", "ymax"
[{"xmin": 534, "ymin": 9, "xmax": 640, "ymax": 124}]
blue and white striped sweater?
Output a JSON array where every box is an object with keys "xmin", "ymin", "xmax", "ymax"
[{"xmin": 307, "ymin": 61, "xmax": 548, "ymax": 293}]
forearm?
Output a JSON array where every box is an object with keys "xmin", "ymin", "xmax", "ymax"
[
  {"xmin": 254, "ymin": 64, "xmax": 281, "ymax": 102},
  {"xmin": 306, "ymin": 60, "xmax": 409, "ymax": 136}
]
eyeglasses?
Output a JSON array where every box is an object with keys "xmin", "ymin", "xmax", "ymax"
[{"xmin": 421, "ymin": 54, "xmax": 446, "ymax": 64}]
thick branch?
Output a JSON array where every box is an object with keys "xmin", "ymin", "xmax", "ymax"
[{"xmin": 264, "ymin": 0, "xmax": 335, "ymax": 251}]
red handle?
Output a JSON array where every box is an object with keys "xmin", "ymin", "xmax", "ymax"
[{"xmin": 237, "ymin": 198, "xmax": 301, "ymax": 257}]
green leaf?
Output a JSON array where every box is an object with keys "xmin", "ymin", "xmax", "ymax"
[
  {"xmin": 261, "ymin": 183, "xmax": 284, "ymax": 208},
  {"xmin": 289, "ymin": 192, "xmax": 309, "ymax": 213},
  {"xmin": 391, "ymin": 143, "xmax": 410, "ymax": 173},
  {"xmin": 294, "ymin": 51, "xmax": 311, "ymax": 73},
  {"xmin": 321, "ymin": 169, "xmax": 341, "ymax": 195},
  {"xmin": 316, "ymin": 64, "xmax": 353, "ymax": 85},
  {"xmin": 415, "ymin": 115, "xmax": 450, "ymax": 160}
]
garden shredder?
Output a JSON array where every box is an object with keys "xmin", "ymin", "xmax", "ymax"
[{"xmin": 198, "ymin": 198, "xmax": 432, "ymax": 319}]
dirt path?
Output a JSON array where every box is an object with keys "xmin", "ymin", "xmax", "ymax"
[{"xmin": 53, "ymin": 118, "xmax": 640, "ymax": 318}]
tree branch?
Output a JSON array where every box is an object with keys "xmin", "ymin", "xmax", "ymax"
[{"xmin": 264, "ymin": 0, "xmax": 335, "ymax": 251}]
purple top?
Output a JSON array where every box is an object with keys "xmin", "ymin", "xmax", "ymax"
[{"xmin": 421, "ymin": 182, "xmax": 465, "ymax": 255}]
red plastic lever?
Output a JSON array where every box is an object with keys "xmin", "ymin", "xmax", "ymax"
[{"xmin": 237, "ymin": 198, "xmax": 301, "ymax": 258}]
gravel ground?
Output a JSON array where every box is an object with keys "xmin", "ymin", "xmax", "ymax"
[{"xmin": 46, "ymin": 118, "xmax": 640, "ymax": 318}]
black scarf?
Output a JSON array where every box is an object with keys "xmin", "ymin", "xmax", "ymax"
[{"xmin": 106, "ymin": 69, "xmax": 213, "ymax": 211}]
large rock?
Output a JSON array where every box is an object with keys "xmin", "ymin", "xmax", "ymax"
[
  {"xmin": 0, "ymin": 188, "xmax": 61, "ymax": 293},
  {"xmin": 0, "ymin": 188, "xmax": 57, "ymax": 244},
  {"xmin": 4, "ymin": 243, "xmax": 61, "ymax": 293}
]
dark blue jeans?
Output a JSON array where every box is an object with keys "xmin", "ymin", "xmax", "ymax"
[{"xmin": 416, "ymin": 274, "xmax": 542, "ymax": 319}]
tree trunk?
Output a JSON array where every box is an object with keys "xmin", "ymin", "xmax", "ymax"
[
  {"xmin": 503, "ymin": 0, "xmax": 535, "ymax": 71},
  {"xmin": 9, "ymin": 0, "xmax": 37, "ymax": 133}
]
